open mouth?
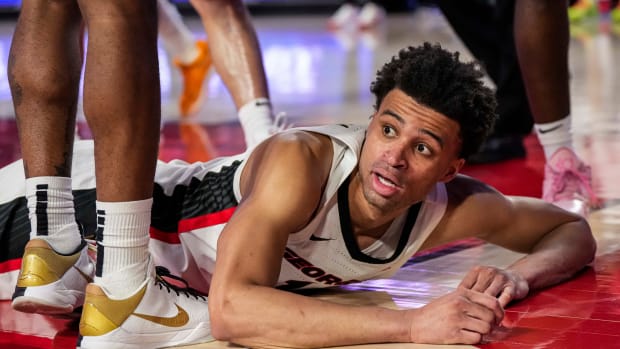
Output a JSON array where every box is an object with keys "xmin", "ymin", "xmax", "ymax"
[
  {"xmin": 377, "ymin": 174, "xmax": 397, "ymax": 188},
  {"xmin": 372, "ymin": 170, "xmax": 402, "ymax": 197}
]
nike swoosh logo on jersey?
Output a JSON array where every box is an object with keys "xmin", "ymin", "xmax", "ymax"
[
  {"xmin": 309, "ymin": 234, "xmax": 335, "ymax": 241},
  {"xmin": 133, "ymin": 304, "xmax": 189, "ymax": 327},
  {"xmin": 537, "ymin": 124, "xmax": 563, "ymax": 134}
]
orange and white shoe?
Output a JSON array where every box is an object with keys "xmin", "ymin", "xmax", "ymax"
[
  {"xmin": 175, "ymin": 40, "xmax": 212, "ymax": 117},
  {"xmin": 12, "ymin": 239, "xmax": 94, "ymax": 315},
  {"xmin": 78, "ymin": 261, "xmax": 212, "ymax": 349}
]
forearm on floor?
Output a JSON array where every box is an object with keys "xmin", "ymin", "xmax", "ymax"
[{"xmin": 210, "ymin": 284, "xmax": 412, "ymax": 348}]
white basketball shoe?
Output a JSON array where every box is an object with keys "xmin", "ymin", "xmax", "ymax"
[
  {"xmin": 12, "ymin": 239, "xmax": 94, "ymax": 315},
  {"xmin": 78, "ymin": 260, "xmax": 213, "ymax": 349}
]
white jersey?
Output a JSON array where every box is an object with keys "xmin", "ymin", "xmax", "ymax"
[
  {"xmin": 149, "ymin": 124, "xmax": 448, "ymax": 292},
  {"xmin": 0, "ymin": 124, "xmax": 448, "ymax": 297}
]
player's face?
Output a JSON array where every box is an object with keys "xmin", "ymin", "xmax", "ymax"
[{"xmin": 357, "ymin": 88, "xmax": 464, "ymax": 213}]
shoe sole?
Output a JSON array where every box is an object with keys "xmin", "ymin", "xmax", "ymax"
[
  {"xmin": 12, "ymin": 294, "xmax": 76, "ymax": 315},
  {"xmin": 11, "ymin": 272, "xmax": 87, "ymax": 315},
  {"xmin": 79, "ymin": 325, "xmax": 214, "ymax": 349}
]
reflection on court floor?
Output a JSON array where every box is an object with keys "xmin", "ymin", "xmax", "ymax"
[{"xmin": 1, "ymin": 7, "xmax": 620, "ymax": 349}]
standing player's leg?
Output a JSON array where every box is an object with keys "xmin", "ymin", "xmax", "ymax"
[
  {"xmin": 76, "ymin": 0, "xmax": 212, "ymax": 346},
  {"xmin": 8, "ymin": 0, "xmax": 94, "ymax": 315},
  {"xmin": 514, "ymin": 0, "xmax": 596, "ymax": 215},
  {"xmin": 0, "ymin": 142, "xmax": 98, "ymax": 302},
  {"xmin": 190, "ymin": 0, "xmax": 281, "ymax": 149}
]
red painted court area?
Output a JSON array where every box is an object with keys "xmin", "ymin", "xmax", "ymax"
[
  {"xmin": 3, "ymin": 243, "xmax": 620, "ymax": 349},
  {"xmin": 2, "ymin": 125, "xmax": 620, "ymax": 349},
  {"xmin": 480, "ymin": 259, "xmax": 620, "ymax": 348},
  {"xmin": 2, "ymin": 5, "xmax": 620, "ymax": 347}
]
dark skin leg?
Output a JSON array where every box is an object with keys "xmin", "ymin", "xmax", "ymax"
[
  {"xmin": 514, "ymin": 0, "xmax": 571, "ymax": 124},
  {"xmin": 77, "ymin": 0, "xmax": 160, "ymax": 202},
  {"xmin": 9, "ymin": 0, "xmax": 159, "ymax": 202},
  {"xmin": 9, "ymin": 0, "xmax": 83, "ymax": 178}
]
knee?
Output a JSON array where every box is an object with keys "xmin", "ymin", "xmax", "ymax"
[
  {"xmin": 9, "ymin": 64, "xmax": 80, "ymax": 103},
  {"xmin": 8, "ymin": 52, "xmax": 80, "ymax": 100}
]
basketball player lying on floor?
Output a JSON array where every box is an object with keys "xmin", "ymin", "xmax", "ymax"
[{"xmin": 0, "ymin": 43, "xmax": 595, "ymax": 347}]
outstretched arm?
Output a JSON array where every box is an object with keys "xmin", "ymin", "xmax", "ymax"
[
  {"xmin": 207, "ymin": 133, "xmax": 504, "ymax": 348},
  {"xmin": 442, "ymin": 176, "xmax": 596, "ymax": 307}
]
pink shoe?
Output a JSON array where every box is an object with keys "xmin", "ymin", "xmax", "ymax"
[{"xmin": 542, "ymin": 147, "xmax": 598, "ymax": 216}]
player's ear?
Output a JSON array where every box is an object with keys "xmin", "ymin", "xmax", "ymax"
[{"xmin": 440, "ymin": 158, "xmax": 465, "ymax": 183}]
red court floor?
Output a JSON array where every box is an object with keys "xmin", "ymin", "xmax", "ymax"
[{"xmin": 1, "ymin": 5, "xmax": 620, "ymax": 349}]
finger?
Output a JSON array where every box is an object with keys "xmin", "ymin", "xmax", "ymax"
[
  {"xmin": 460, "ymin": 268, "xmax": 493, "ymax": 292},
  {"xmin": 458, "ymin": 329, "xmax": 483, "ymax": 345},
  {"xmin": 459, "ymin": 269, "xmax": 478, "ymax": 289},
  {"xmin": 497, "ymin": 285, "xmax": 514, "ymax": 308},
  {"xmin": 475, "ymin": 267, "xmax": 498, "ymax": 293},
  {"xmin": 463, "ymin": 300, "xmax": 497, "ymax": 325},
  {"xmin": 461, "ymin": 314, "xmax": 493, "ymax": 337},
  {"xmin": 484, "ymin": 275, "xmax": 509, "ymax": 297},
  {"xmin": 472, "ymin": 277, "xmax": 493, "ymax": 293},
  {"xmin": 465, "ymin": 289, "xmax": 505, "ymax": 322}
]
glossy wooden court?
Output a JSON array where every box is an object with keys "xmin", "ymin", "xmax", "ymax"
[{"xmin": 1, "ymin": 6, "xmax": 620, "ymax": 349}]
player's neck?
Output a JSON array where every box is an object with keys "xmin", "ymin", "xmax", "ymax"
[{"xmin": 346, "ymin": 173, "xmax": 398, "ymax": 239}]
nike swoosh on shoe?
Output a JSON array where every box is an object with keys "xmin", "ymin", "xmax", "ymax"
[{"xmin": 133, "ymin": 303, "xmax": 189, "ymax": 327}]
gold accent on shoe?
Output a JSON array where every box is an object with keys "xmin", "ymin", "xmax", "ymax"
[
  {"xmin": 79, "ymin": 283, "xmax": 146, "ymax": 336},
  {"xmin": 16, "ymin": 239, "xmax": 82, "ymax": 287},
  {"xmin": 79, "ymin": 280, "xmax": 192, "ymax": 337}
]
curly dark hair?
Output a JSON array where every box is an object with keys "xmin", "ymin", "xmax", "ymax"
[{"xmin": 370, "ymin": 42, "xmax": 498, "ymax": 159}]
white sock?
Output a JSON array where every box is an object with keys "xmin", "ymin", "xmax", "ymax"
[
  {"xmin": 534, "ymin": 116, "xmax": 573, "ymax": 159},
  {"xmin": 25, "ymin": 177, "xmax": 82, "ymax": 254},
  {"xmin": 157, "ymin": 0, "xmax": 199, "ymax": 64},
  {"xmin": 238, "ymin": 98, "xmax": 275, "ymax": 149},
  {"xmin": 94, "ymin": 199, "xmax": 152, "ymax": 298}
]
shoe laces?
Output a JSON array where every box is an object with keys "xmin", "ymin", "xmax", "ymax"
[
  {"xmin": 155, "ymin": 266, "xmax": 207, "ymax": 301},
  {"xmin": 270, "ymin": 112, "xmax": 293, "ymax": 135}
]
